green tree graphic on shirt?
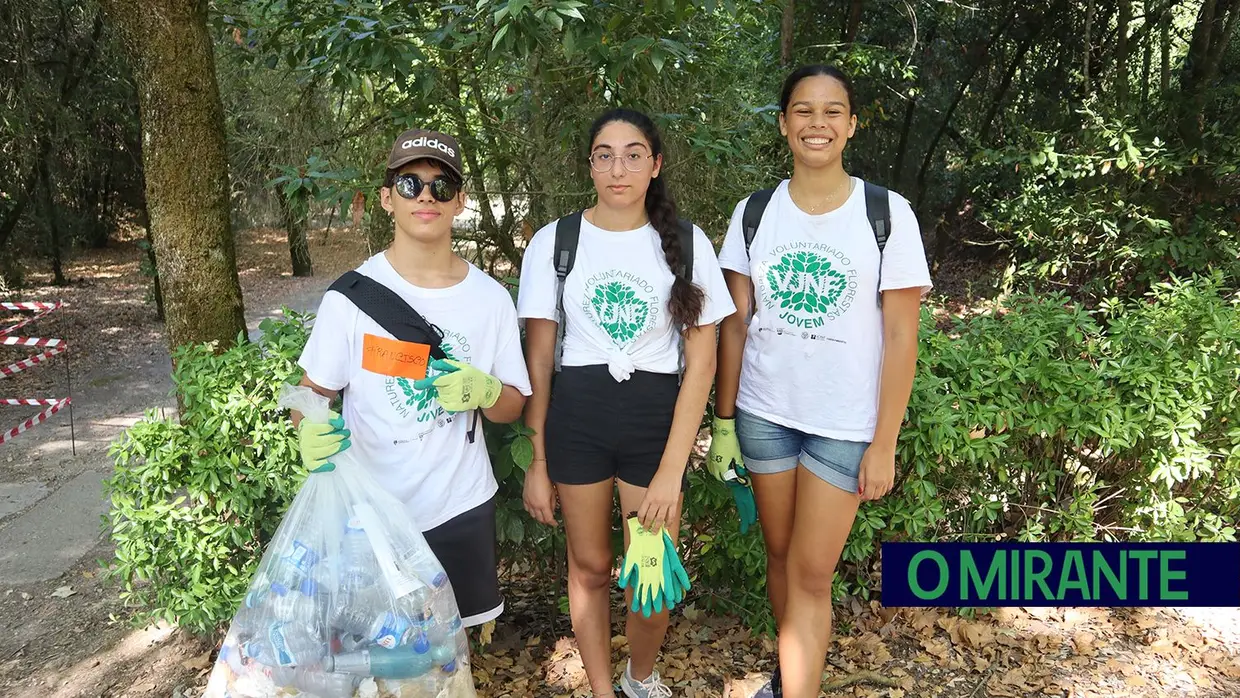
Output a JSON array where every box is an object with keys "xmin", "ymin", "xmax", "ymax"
[
  {"xmin": 766, "ymin": 251, "xmax": 847, "ymax": 314},
  {"xmin": 590, "ymin": 281, "xmax": 651, "ymax": 346},
  {"xmin": 396, "ymin": 343, "xmax": 458, "ymax": 413}
]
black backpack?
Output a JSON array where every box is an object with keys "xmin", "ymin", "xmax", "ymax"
[
  {"xmin": 741, "ymin": 180, "xmax": 892, "ymax": 308},
  {"xmin": 327, "ymin": 270, "xmax": 481, "ymax": 443},
  {"xmin": 550, "ymin": 210, "xmax": 695, "ymax": 379}
]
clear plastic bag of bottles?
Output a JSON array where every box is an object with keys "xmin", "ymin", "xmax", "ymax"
[{"xmin": 203, "ymin": 385, "xmax": 478, "ymax": 698}]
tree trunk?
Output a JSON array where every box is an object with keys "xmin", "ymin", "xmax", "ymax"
[
  {"xmin": 934, "ymin": 11, "xmax": 1050, "ymax": 269},
  {"xmin": 1083, "ymin": 0, "xmax": 1095, "ymax": 87},
  {"xmin": 844, "ymin": 0, "xmax": 863, "ymax": 44},
  {"xmin": 1141, "ymin": 2, "xmax": 1152, "ymax": 105},
  {"xmin": 366, "ymin": 195, "xmax": 392, "ymax": 255},
  {"xmin": 100, "ymin": 0, "xmax": 246, "ymax": 352},
  {"xmin": 915, "ymin": 8, "xmax": 1016, "ymax": 214},
  {"xmin": 1116, "ymin": 0, "xmax": 1131, "ymax": 106},
  {"xmin": 143, "ymin": 216, "xmax": 165, "ymax": 321},
  {"xmin": 37, "ymin": 159, "xmax": 67, "ymax": 286},
  {"xmin": 1180, "ymin": 0, "xmax": 1240, "ymax": 142},
  {"xmin": 0, "ymin": 165, "xmax": 39, "ymax": 252},
  {"xmin": 781, "ymin": 0, "xmax": 795, "ymax": 64},
  {"xmin": 277, "ymin": 189, "xmax": 313, "ymax": 277},
  {"xmin": 1161, "ymin": 12, "xmax": 1171, "ymax": 92},
  {"xmin": 891, "ymin": 96, "xmax": 917, "ymax": 189}
]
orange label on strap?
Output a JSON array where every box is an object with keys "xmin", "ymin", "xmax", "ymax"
[{"xmin": 361, "ymin": 334, "xmax": 430, "ymax": 380}]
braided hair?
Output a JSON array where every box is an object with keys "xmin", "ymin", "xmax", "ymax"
[{"xmin": 587, "ymin": 108, "xmax": 705, "ymax": 328}]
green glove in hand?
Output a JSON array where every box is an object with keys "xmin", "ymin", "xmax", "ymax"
[
  {"xmin": 619, "ymin": 516, "xmax": 669, "ymax": 618},
  {"xmin": 297, "ymin": 412, "xmax": 350, "ymax": 473},
  {"xmin": 724, "ymin": 464, "xmax": 758, "ymax": 535},
  {"xmin": 708, "ymin": 415, "xmax": 757, "ymax": 534},
  {"xmin": 660, "ymin": 529, "xmax": 691, "ymax": 606},
  {"xmin": 412, "ymin": 359, "xmax": 502, "ymax": 413},
  {"xmin": 707, "ymin": 415, "xmax": 743, "ymax": 481}
]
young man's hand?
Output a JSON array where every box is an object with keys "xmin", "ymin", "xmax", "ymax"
[
  {"xmin": 298, "ymin": 412, "xmax": 350, "ymax": 473},
  {"xmin": 414, "ymin": 359, "xmax": 502, "ymax": 412}
]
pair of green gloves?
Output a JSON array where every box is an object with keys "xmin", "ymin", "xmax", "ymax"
[
  {"xmin": 618, "ymin": 516, "xmax": 691, "ymax": 617},
  {"xmin": 297, "ymin": 359, "xmax": 502, "ymax": 473},
  {"xmin": 706, "ymin": 415, "xmax": 757, "ymax": 534}
]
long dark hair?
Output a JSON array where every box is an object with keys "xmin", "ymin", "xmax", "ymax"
[
  {"xmin": 587, "ymin": 108, "xmax": 704, "ymax": 328},
  {"xmin": 779, "ymin": 64, "xmax": 857, "ymax": 115}
]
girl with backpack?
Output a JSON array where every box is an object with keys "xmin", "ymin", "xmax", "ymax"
[
  {"xmin": 517, "ymin": 109, "xmax": 735, "ymax": 698},
  {"xmin": 708, "ymin": 65, "xmax": 932, "ymax": 698}
]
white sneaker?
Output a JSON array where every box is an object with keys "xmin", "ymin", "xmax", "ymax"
[{"xmin": 620, "ymin": 660, "xmax": 673, "ymax": 698}]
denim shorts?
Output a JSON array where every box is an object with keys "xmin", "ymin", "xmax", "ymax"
[{"xmin": 735, "ymin": 409, "xmax": 870, "ymax": 495}]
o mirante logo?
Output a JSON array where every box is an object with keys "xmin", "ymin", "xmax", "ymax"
[{"xmin": 881, "ymin": 542, "xmax": 1240, "ymax": 607}]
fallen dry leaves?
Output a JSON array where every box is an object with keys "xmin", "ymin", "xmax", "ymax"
[{"xmin": 466, "ymin": 572, "xmax": 1240, "ymax": 698}]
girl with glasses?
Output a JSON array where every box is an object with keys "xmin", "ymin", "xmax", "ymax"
[
  {"xmin": 517, "ymin": 109, "xmax": 735, "ymax": 698},
  {"xmin": 709, "ymin": 65, "xmax": 932, "ymax": 698}
]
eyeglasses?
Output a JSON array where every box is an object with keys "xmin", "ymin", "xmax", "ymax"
[
  {"xmin": 392, "ymin": 173, "xmax": 460, "ymax": 202},
  {"xmin": 588, "ymin": 151, "xmax": 654, "ymax": 173}
]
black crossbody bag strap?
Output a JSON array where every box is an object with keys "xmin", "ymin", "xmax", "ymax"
[{"xmin": 327, "ymin": 270, "xmax": 481, "ymax": 443}]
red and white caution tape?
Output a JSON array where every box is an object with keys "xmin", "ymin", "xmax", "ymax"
[
  {"xmin": 1, "ymin": 336, "xmax": 64, "ymax": 348},
  {"xmin": 0, "ymin": 397, "xmax": 70, "ymax": 444},
  {"xmin": 0, "ymin": 302, "xmax": 61, "ymax": 311},
  {"xmin": 0, "ymin": 301, "xmax": 73, "ymax": 446},
  {"xmin": 0, "ymin": 344, "xmax": 67, "ymax": 378},
  {"xmin": 0, "ymin": 301, "xmax": 62, "ymax": 339}
]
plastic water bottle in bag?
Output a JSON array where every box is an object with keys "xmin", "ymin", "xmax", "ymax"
[
  {"xmin": 202, "ymin": 384, "xmax": 479, "ymax": 698},
  {"xmin": 323, "ymin": 645, "xmax": 436, "ymax": 680}
]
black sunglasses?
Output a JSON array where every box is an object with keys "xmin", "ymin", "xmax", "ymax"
[{"xmin": 392, "ymin": 173, "xmax": 460, "ymax": 202}]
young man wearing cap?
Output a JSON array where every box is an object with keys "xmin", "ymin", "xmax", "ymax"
[{"xmin": 291, "ymin": 129, "xmax": 533, "ymax": 627}]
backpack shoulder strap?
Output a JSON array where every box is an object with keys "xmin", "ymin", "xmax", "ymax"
[
  {"xmin": 327, "ymin": 271, "xmax": 447, "ymax": 360},
  {"xmin": 863, "ymin": 181, "xmax": 892, "ymax": 308},
  {"xmin": 863, "ymin": 181, "xmax": 891, "ymax": 253},
  {"xmin": 554, "ymin": 211, "xmax": 583, "ymax": 281},
  {"xmin": 676, "ymin": 217, "xmax": 694, "ymax": 283},
  {"xmin": 552, "ymin": 211, "xmax": 584, "ymax": 372},
  {"xmin": 742, "ymin": 188, "xmax": 776, "ymax": 257}
]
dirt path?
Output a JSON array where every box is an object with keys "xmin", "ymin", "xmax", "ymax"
[
  {"xmin": 1, "ymin": 228, "xmax": 1238, "ymax": 698},
  {"xmin": 0, "ymin": 227, "xmax": 369, "ymax": 698}
]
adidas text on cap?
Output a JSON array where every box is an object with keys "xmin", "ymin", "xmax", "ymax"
[{"xmin": 387, "ymin": 129, "xmax": 464, "ymax": 181}]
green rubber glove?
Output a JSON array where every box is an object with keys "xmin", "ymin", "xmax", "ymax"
[
  {"xmin": 621, "ymin": 516, "xmax": 668, "ymax": 618},
  {"xmin": 724, "ymin": 463, "xmax": 758, "ymax": 535},
  {"xmin": 297, "ymin": 412, "xmax": 350, "ymax": 473},
  {"xmin": 707, "ymin": 415, "xmax": 743, "ymax": 481},
  {"xmin": 660, "ymin": 530, "xmax": 691, "ymax": 607},
  {"xmin": 709, "ymin": 415, "xmax": 758, "ymax": 534},
  {"xmin": 412, "ymin": 359, "xmax": 502, "ymax": 412},
  {"xmin": 618, "ymin": 536, "xmax": 641, "ymax": 592}
]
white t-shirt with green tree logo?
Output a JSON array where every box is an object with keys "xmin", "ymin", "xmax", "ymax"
[
  {"xmin": 718, "ymin": 178, "xmax": 932, "ymax": 442},
  {"xmin": 298, "ymin": 253, "xmax": 532, "ymax": 531},
  {"xmin": 517, "ymin": 216, "xmax": 734, "ymax": 381}
]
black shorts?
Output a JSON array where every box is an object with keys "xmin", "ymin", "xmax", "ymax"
[
  {"xmin": 422, "ymin": 496, "xmax": 502, "ymax": 627},
  {"xmin": 545, "ymin": 364, "xmax": 687, "ymax": 490}
]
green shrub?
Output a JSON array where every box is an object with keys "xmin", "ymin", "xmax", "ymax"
[
  {"xmin": 104, "ymin": 313, "xmax": 311, "ymax": 636},
  {"xmin": 688, "ymin": 275, "xmax": 1240, "ymax": 630},
  {"xmin": 974, "ymin": 112, "xmax": 1240, "ymax": 299},
  {"xmin": 105, "ymin": 278, "xmax": 1240, "ymax": 637}
]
